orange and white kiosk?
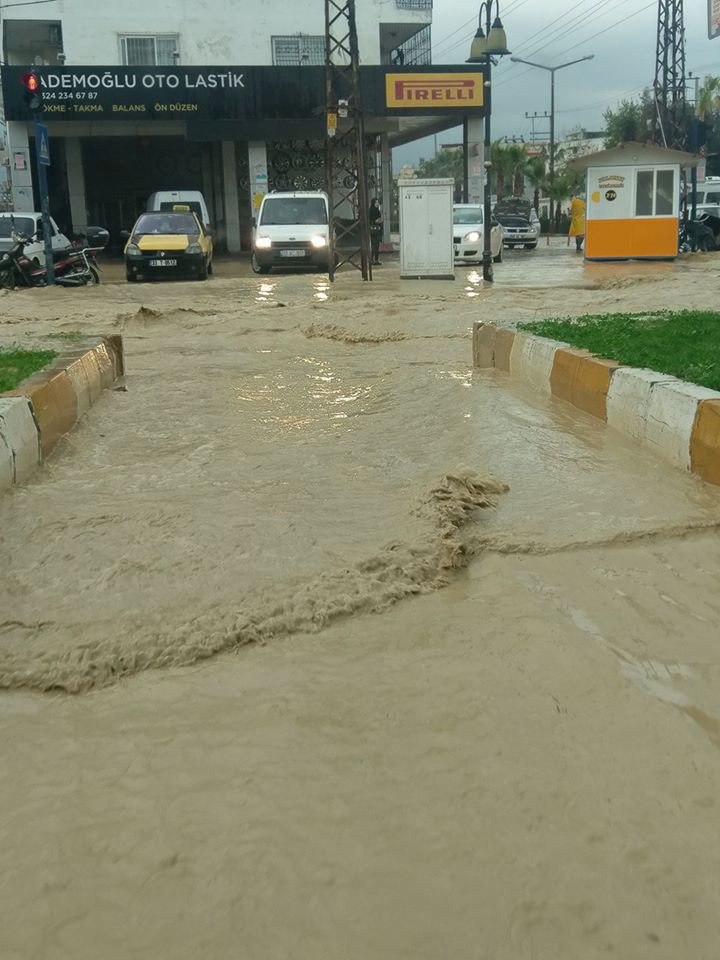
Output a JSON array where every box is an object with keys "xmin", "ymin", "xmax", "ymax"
[{"xmin": 569, "ymin": 142, "xmax": 699, "ymax": 261}]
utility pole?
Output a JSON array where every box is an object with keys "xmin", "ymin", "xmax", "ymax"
[
  {"xmin": 654, "ymin": 0, "xmax": 686, "ymax": 148},
  {"xmin": 324, "ymin": 0, "xmax": 372, "ymax": 282},
  {"xmin": 525, "ymin": 111, "xmax": 550, "ymax": 144}
]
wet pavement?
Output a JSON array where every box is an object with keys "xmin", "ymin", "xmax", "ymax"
[{"xmin": 1, "ymin": 254, "xmax": 720, "ymax": 957}]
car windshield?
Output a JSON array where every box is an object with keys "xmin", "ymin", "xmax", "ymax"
[
  {"xmin": 0, "ymin": 216, "xmax": 35, "ymax": 238},
  {"xmin": 260, "ymin": 197, "xmax": 328, "ymax": 226},
  {"xmin": 453, "ymin": 207, "xmax": 483, "ymax": 225},
  {"xmin": 133, "ymin": 214, "xmax": 198, "ymax": 235}
]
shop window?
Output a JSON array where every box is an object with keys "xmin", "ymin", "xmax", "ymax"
[
  {"xmin": 635, "ymin": 168, "xmax": 676, "ymax": 217},
  {"xmin": 120, "ymin": 35, "xmax": 179, "ymax": 66},
  {"xmin": 272, "ymin": 35, "xmax": 325, "ymax": 66}
]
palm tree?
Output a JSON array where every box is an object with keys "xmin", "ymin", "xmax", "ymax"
[
  {"xmin": 524, "ymin": 154, "xmax": 546, "ymax": 214},
  {"xmin": 697, "ymin": 76, "xmax": 720, "ymax": 122},
  {"xmin": 490, "ymin": 142, "xmax": 515, "ymax": 199}
]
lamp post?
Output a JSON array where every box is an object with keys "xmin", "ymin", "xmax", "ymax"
[
  {"xmin": 510, "ymin": 55, "xmax": 594, "ymax": 227},
  {"xmin": 467, "ymin": 1, "xmax": 510, "ymax": 283}
]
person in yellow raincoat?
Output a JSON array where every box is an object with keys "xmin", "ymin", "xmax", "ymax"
[{"xmin": 568, "ymin": 194, "xmax": 586, "ymax": 253}]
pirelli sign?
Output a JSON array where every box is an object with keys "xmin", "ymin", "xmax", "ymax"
[{"xmin": 386, "ymin": 72, "xmax": 485, "ymax": 109}]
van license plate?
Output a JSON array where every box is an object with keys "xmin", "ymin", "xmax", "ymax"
[
  {"xmin": 280, "ymin": 249, "xmax": 306, "ymax": 258},
  {"xmin": 150, "ymin": 259, "xmax": 177, "ymax": 267}
]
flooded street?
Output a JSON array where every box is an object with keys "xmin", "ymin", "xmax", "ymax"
[{"xmin": 2, "ymin": 247, "xmax": 720, "ymax": 958}]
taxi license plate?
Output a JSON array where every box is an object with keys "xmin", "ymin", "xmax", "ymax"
[
  {"xmin": 280, "ymin": 249, "xmax": 306, "ymax": 258},
  {"xmin": 150, "ymin": 259, "xmax": 177, "ymax": 267}
]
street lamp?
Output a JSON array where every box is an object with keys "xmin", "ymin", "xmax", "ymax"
[
  {"xmin": 510, "ymin": 55, "xmax": 594, "ymax": 226},
  {"xmin": 467, "ymin": 1, "xmax": 511, "ymax": 283}
]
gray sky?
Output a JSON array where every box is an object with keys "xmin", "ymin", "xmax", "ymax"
[{"xmin": 395, "ymin": 0, "xmax": 720, "ymax": 167}]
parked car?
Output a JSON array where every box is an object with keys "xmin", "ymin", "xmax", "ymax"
[
  {"xmin": 252, "ymin": 191, "xmax": 332, "ymax": 274},
  {"xmin": 452, "ymin": 204, "xmax": 503, "ymax": 264},
  {"xmin": 123, "ymin": 209, "xmax": 213, "ymax": 282},
  {"xmin": 0, "ymin": 212, "xmax": 72, "ymax": 264},
  {"xmin": 147, "ymin": 190, "xmax": 211, "ymax": 229},
  {"xmin": 495, "ymin": 211, "xmax": 540, "ymax": 250}
]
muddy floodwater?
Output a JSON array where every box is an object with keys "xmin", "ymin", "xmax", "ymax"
[{"xmin": 2, "ymin": 247, "xmax": 720, "ymax": 958}]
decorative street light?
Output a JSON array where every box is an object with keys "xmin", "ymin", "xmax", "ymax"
[
  {"xmin": 510, "ymin": 55, "xmax": 594, "ymax": 225},
  {"xmin": 467, "ymin": 1, "xmax": 511, "ymax": 283}
]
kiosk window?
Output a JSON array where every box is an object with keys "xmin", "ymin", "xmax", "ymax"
[{"xmin": 635, "ymin": 168, "xmax": 676, "ymax": 216}]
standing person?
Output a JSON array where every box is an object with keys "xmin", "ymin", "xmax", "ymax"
[
  {"xmin": 369, "ymin": 198, "xmax": 382, "ymax": 266},
  {"xmin": 568, "ymin": 193, "xmax": 586, "ymax": 253}
]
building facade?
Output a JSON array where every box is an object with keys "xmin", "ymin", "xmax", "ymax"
[{"xmin": 0, "ymin": 0, "xmax": 434, "ymax": 250}]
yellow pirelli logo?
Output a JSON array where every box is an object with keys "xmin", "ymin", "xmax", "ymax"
[{"xmin": 385, "ymin": 72, "xmax": 484, "ymax": 108}]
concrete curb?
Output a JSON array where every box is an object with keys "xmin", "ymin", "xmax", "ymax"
[
  {"xmin": 0, "ymin": 336, "xmax": 124, "ymax": 494},
  {"xmin": 473, "ymin": 322, "xmax": 720, "ymax": 486}
]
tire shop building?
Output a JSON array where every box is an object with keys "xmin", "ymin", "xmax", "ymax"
[{"xmin": 0, "ymin": 0, "xmax": 483, "ymax": 252}]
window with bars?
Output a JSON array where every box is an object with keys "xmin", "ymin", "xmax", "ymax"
[
  {"xmin": 120, "ymin": 35, "xmax": 179, "ymax": 66},
  {"xmin": 272, "ymin": 35, "xmax": 325, "ymax": 66}
]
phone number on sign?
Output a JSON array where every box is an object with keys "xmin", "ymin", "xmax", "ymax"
[{"xmin": 41, "ymin": 91, "xmax": 100, "ymax": 101}]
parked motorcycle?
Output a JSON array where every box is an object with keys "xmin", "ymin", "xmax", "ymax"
[{"xmin": 0, "ymin": 226, "xmax": 109, "ymax": 289}]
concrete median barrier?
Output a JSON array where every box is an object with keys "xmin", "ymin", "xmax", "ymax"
[
  {"xmin": 473, "ymin": 322, "xmax": 720, "ymax": 486},
  {"xmin": 0, "ymin": 336, "xmax": 124, "ymax": 494},
  {"xmin": 0, "ymin": 397, "xmax": 41, "ymax": 484}
]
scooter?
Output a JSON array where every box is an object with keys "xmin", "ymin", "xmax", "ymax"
[{"xmin": 0, "ymin": 226, "xmax": 109, "ymax": 289}]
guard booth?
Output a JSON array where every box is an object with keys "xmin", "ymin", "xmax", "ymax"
[{"xmin": 569, "ymin": 142, "xmax": 699, "ymax": 260}]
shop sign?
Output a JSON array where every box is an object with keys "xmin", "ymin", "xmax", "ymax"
[
  {"xmin": 385, "ymin": 72, "xmax": 484, "ymax": 109},
  {"xmin": 1, "ymin": 65, "xmax": 487, "ymax": 123}
]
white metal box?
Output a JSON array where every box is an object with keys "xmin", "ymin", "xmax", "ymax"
[{"xmin": 398, "ymin": 178, "xmax": 455, "ymax": 279}]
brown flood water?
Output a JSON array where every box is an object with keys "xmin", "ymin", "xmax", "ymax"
[{"xmin": 2, "ymin": 248, "xmax": 720, "ymax": 958}]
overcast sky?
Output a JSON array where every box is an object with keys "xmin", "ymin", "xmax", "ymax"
[{"xmin": 394, "ymin": 0, "xmax": 720, "ymax": 167}]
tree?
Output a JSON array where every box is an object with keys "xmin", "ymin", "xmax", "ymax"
[
  {"xmin": 697, "ymin": 76, "xmax": 720, "ymax": 122},
  {"xmin": 415, "ymin": 148, "xmax": 463, "ymax": 184},
  {"xmin": 603, "ymin": 89, "xmax": 654, "ymax": 146},
  {"xmin": 524, "ymin": 154, "xmax": 546, "ymax": 214}
]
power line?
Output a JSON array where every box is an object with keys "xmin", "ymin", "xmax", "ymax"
[{"xmin": 432, "ymin": 0, "xmax": 536, "ymax": 61}]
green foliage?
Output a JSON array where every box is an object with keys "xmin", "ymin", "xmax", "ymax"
[
  {"xmin": 415, "ymin": 148, "xmax": 464, "ymax": 184},
  {"xmin": 0, "ymin": 347, "xmax": 56, "ymax": 393},
  {"xmin": 520, "ymin": 311, "xmax": 720, "ymax": 390},
  {"xmin": 603, "ymin": 89, "xmax": 655, "ymax": 146}
]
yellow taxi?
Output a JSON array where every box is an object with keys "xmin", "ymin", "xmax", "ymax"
[{"xmin": 123, "ymin": 207, "xmax": 213, "ymax": 282}]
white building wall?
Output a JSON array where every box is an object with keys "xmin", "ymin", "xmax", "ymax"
[{"xmin": 1, "ymin": 0, "xmax": 430, "ymax": 66}]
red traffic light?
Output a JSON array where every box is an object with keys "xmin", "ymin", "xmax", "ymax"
[{"xmin": 21, "ymin": 72, "xmax": 40, "ymax": 92}]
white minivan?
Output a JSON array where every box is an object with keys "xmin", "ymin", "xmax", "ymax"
[
  {"xmin": 147, "ymin": 191, "xmax": 210, "ymax": 228},
  {"xmin": 252, "ymin": 191, "xmax": 331, "ymax": 274}
]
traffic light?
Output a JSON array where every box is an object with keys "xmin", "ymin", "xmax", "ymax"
[{"xmin": 21, "ymin": 70, "xmax": 43, "ymax": 113}]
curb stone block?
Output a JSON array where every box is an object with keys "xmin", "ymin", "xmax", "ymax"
[
  {"xmin": 606, "ymin": 367, "xmax": 678, "ymax": 442},
  {"xmin": 551, "ymin": 350, "xmax": 617, "ymax": 420},
  {"xmin": 0, "ymin": 432, "xmax": 12, "ymax": 488},
  {"xmin": 0, "ymin": 397, "xmax": 41, "ymax": 484},
  {"xmin": 511, "ymin": 334, "xmax": 564, "ymax": 396},
  {"xmin": 646, "ymin": 381, "xmax": 720, "ymax": 471},
  {"xmin": 10, "ymin": 372, "xmax": 78, "ymax": 458},
  {"xmin": 473, "ymin": 322, "xmax": 497, "ymax": 368},
  {"xmin": 493, "ymin": 328, "xmax": 515, "ymax": 372},
  {"xmin": 691, "ymin": 400, "xmax": 720, "ymax": 485}
]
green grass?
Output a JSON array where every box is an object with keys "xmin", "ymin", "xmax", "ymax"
[
  {"xmin": 519, "ymin": 310, "xmax": 720, "ymax": 391},
  {"xmin": 0, "ymin": 347, "xmax": 56, "ymax": 393}
]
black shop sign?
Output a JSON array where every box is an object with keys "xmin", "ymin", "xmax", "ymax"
[{"xmin": 1, "ymin": 65, "xmax": 486, "ymax": 123}]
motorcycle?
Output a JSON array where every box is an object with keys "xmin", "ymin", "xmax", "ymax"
[{"xmin": 0, "ymin": 226, "xmax": 109, "ymax": 289}]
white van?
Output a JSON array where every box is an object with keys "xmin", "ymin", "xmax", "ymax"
[
  {"xmin": 0, "ymin": 212, "xmax": 72, "ymax": 264},
  {"xmin": 252, "ymin": 191, "xmax": 331, "ymax": 274},
  {"xmin": 147, "ymin": 191, "xmax": 210, "ymax": 228}
]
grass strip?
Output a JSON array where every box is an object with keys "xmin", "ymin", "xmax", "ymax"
[
  {"xmin": 0, "ymin": 347, "xmax": 56, "ymax": 393},
  {"xmin": 520, "ymin": 311, "xmax": 720, "ymax": 391}
]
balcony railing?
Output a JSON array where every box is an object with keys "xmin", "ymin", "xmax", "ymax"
[{"xmin": 396, "ymin": 0, "xmax": 433, "ymax": 9}]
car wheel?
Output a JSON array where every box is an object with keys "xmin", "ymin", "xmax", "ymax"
[
  {"xmin": 251, "ymin": 253, "xmax": 271, "ymax": 275},
  {"xmin": 197, "ymin": 260, "xmax": 209, "ymax": 281},
  {"xmin": 493, "ymin": 246, "xmax": 503, "ymax": 263},
  {"xmin": 207, "ymin": 259, "xmax": 213, "ymax": 276},
  {"xmin": 525, "ymin": 242, "xmax": 538, "ymax": 250}
]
